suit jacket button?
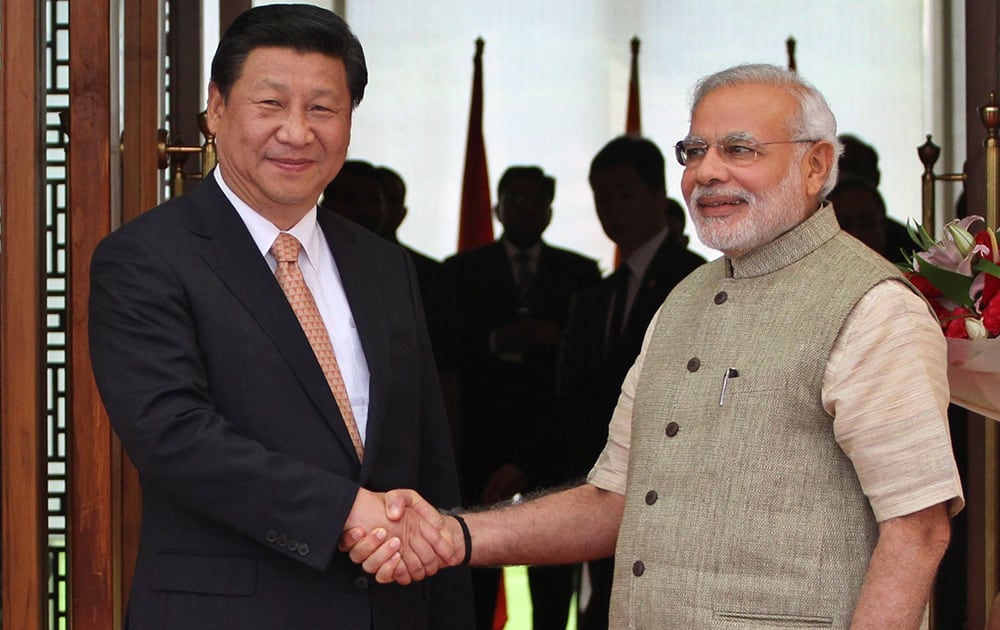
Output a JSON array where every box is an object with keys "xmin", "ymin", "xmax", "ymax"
[
  {"xmin": 665, "ymin": 422, "xmax": 679, "ymax": 437},
  {"xmin": 277, "ymin": 533, "xmax": 288, "ymax": 547},
  {"xmin": 266, "ymin": 530, "xmax": 278, "ymax": 543},
  {"xmin": 287, "ymin": 540, "xmax": 299, "ymax": 551},
  {"xmin": 353, "ymin": 576, "xmax": 369, "ymax": 590},
  {"xmin": 714, "ymin": 291, "xmax": 728, "ymax": 304},
  {"xmin": 644, "ymin": 490, "xmax": 658, "ymax": 505},
  {"xmin": 297, "ymin": 543, "xmax": 310, "ymax": 556},
  {"xmin": 686, "ymin": 357, "xmax": 700, "ymax": 372},
  {"xmin": 632, "ymin": 560, "xmax": 645, "ymax": 577}
]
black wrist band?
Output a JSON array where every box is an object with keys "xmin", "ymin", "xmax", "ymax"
[{"xmin": 450, "ymin": 514, "xmax": 472, "ymax": 566}]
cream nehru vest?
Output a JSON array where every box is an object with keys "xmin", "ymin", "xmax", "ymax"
[{"xmin": 611, "ymin": 205, "xmax": 910, "ymax": 629}]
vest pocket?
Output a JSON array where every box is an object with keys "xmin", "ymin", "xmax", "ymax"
[{"xmin": 714, "ymin": 610, "xmax": 832, "ymax": 627}]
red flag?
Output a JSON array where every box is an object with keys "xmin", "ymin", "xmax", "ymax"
[
  {"xmin": 493, "ymin": 574, "xmax": 508, "ymax": 630},
  {"xmin": 625, "ymin": 37, "xmax": 641, "ymax": 137},
  {"xmin": 458, "ymin": 38, "xmax": 494, "ymax": 251}
]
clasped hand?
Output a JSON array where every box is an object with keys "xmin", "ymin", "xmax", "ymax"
[{"xmin": 339, "ymin": 489, "xmax": 464, "ymax": 584}]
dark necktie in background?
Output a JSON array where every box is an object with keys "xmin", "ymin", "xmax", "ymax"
[
  {"xmin": 607, "ymin": 262, "xmax": 631, "ymax": 348},
  {"xmin": 516, "ymin": 250, "xmax": 535, "ymax": 299}
]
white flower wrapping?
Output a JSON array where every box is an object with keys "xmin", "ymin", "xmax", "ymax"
[{"xmin": 947, "ymin": 336, "xmax": 1000, "ymax": 420}]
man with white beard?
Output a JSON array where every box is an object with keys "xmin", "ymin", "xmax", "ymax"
[{"xmin": 341, "ymin": 63, "xmax": 964, "ymax": 630}]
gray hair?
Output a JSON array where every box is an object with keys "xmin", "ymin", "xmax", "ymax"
[{"xmin": 691, "ymin": 64, "xmax": 844, "ymax": 199}]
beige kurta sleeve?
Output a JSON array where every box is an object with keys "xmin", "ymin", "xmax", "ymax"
[
  {"xmin": 824, "ymin": 279, "xmax": 964, "ymax": 521},
  {"xmin": 586, "ymin": 309, "xmax": 664, "ymax": 495}
]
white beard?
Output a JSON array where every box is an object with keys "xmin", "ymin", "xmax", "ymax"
[{"xmin": 688, "ymin": 161, "xmax": 808, "ymax": 256}]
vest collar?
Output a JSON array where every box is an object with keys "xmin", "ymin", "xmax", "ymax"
[{"xmin": 726, "ymin": 203, "xmax": 839, "ymax": 279}]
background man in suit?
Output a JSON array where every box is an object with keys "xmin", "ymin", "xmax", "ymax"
[
  {"xmin": 554, "ymin": 136, "xmax": 705, "ymax": 629},
  {"xmin": 836, "ymin": 133, "xmax": 910, "ymax": 263},
  {"xmin": 444, "ymin": 165, "xmax": 600, "ymax": 629},
  {"xmin": 88, "ymin": 6, "xmax": 471, "ymax": 629},
  {"xmin": 321, "ymin": 159, "xmax": 387, "ymax": 234},
  {"xmin": 347, "ymin": 64, "xmax": 963, "ymax": 630}
]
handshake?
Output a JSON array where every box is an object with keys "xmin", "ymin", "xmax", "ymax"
[{"xmin": 339, "ymin": 488, "xmax": 468, "ymax": 585}]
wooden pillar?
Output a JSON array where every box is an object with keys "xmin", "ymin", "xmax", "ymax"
[
  {"xmin": 168, "ymin": 1, "xmax": 204, "ymax": 188},
  {"xmin": 0, "ymin": 2, "xmax": 46, "ymax": 629},
  {"xmin": 116, "ymin": 0, "xmax": 166, "ymax": 608},
  {"xmin": 219, "ymin": 0, "xmax": 251, "ymax": 37},
  {"xmin": 68, "ymin": 1, "xmax": 119, "ymax": 628},
  {"xmin": 964, "ymin": 2, "xmax": 1000, "ymax": 628}
]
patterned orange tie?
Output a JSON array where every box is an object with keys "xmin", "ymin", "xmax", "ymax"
[{"xmin": 271, "ymin": 232, "xmax": 364, "ymax": 461}]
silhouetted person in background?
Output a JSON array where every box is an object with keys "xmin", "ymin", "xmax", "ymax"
[
  {"xmin": 828, "ymin": 175, "xmax": 888, "ymax": 256},
  {"xmin": 665, "ymin": 196, "xmax": 691, "ymax": 248},
  {"xmin": 321, "ymin": 159, "xmax": 385, "ymax": 233},
  {"xmin": 556, "ymin": 136, "xmax": 705, "ymax": 630},
  {"xmin": 837, "ymin": 134, "xmax": 909, "ymax": 263},
  {"xmin": 445, "ymin": 166, "xmax": 600, "ymax": 630},
  {"xmin": 375, "ymin": 165, "xmax": 409, "ymax": 241}
]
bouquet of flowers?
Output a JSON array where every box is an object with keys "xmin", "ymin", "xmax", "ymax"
[{"xmin": 902, "ymin": 215, "xmax": 1000, "ymax": 419}]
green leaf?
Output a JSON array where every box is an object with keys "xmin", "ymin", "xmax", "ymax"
[
  {"xmin": 905, "ymin": 220, "xmax": 935, "ymax": 250},
  {"xmin": 974, "ymin": 257, "xmax": 1000, "ymax": 280},
  {"xmin": 915, "ymin": 259, "xmax": 974, "ymax": 306}
]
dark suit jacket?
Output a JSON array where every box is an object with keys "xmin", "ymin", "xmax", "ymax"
[
  {"xmin": 555, "ymin": 238, "xmax": 706, "ymax": 482},
  {"xmin": 444, "ymin": 240, "xmax": 600, "ymax": 503},
  {"xmin": 89, "ymin": 175, "xmax": 473, "ymax": 630}
]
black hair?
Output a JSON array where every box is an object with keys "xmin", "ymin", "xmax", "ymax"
[
  {"xmin": 497, "ymin": 166, "xmax": 556, "ymax": 203},
  {"xmin": 211, "ymin": 4, "xmax": 367, "ymax": 107},
  {"xmin": 589, "ymin": 136, "xmax": 665, "ymax": 192}
]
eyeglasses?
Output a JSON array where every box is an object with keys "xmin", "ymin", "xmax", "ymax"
[{"xmin": 674, "ymin": 138, "xmax": 816, "ymax": 167}]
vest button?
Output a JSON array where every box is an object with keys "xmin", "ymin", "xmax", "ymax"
[
  {"xmin": 632, "ymin": 560, "xmax": 645, "ymax": 576},
  {"xmin": 686, "ymin": 357, "xmax": 700, "ymax": 372},
  {"xmin": 644, "ymin": 490, "xmax": 658, "ymax": 505},
  {"xmin": 353, "ymin": 576, "xmax": 369, "ymax": 589},
  {"xmin": 714, "ymin": 291, "xmax": 728, "ymax": 304},
  {"xmin": 665, "ymin": 422, "xmax": 679, "ymax": 437}
]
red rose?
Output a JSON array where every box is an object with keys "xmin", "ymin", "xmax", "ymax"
[
  {"xmin": 984, "ymin": 296, "xmax": 1000, "ymax": 336},
  {"xmin": 944, "ymin": 307, "xmax": 974, "ymax": 339},
  {"xmin": 982, "ymin": 274, "xmax": 1000, "ymax": 311},
  {"xmin": 906, "ymin": 272, "xmax": 942, "ymax": 299}
]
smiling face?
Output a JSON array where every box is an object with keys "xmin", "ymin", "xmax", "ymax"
[
  {"xmin": 207, "ymin": 47, "xmax": 353, "ymax": 229},
  {"xmin": 680, "ymin": 82, "xmax": 832, "ymax": 257}
]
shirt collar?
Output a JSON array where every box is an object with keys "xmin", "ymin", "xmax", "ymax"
[
  {"xmin": 501, "ymin": 236, "xmax": 543, "ymax": 261},
  {"xmin": 215, "ymin": 167, "xmax": 323, "ymax": 271},
  {"xmin": 622, "ymin": 227, "xmax": 669, "ymax": 279}
]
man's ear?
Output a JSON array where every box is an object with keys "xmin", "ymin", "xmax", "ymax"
[
  {"xmin": 804, "ymin": 141, "xmax": 835, "ymax": 198},
  {"xmin": 206, "ymin": 82, "xmax": 224, "ymax": 135}
]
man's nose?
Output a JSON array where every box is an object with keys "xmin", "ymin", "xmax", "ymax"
[
  {"xmin": 690, "ymin": 145, "xmax": 730, "ymax": 184},
  {"xmin": 276, "ymin": 110, "xmax": 315, "ymax": 145}
]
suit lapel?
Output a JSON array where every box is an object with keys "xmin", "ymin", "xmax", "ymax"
[
  {"xmin": 317, "ymin": 210, "xmax": 389, "ymax": 474},
  {"xmin": 188, "ymin": 178, "xmax": 362, "ymax": 464}
]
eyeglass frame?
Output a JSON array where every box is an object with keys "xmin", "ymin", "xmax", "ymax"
[{"xmin": 673, "ymin": 136, "xmax": 818, "ymax": 167}]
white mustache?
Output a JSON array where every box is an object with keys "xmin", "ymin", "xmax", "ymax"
[{"xmin": 690, "ymin": 186, "xmax": 754, "ymax": 207}]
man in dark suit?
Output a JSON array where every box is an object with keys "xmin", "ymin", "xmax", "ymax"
[
  {"xmin": 444, "ymin": 166, "xmax": 600, "ymax": 629},
  {"xmin": 556, "ymin": 136, "xmax": 705, "ymax": 630},
  {"xmin": 88, "ymin": 6, "xmax": 472, "ymax": 629}
]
